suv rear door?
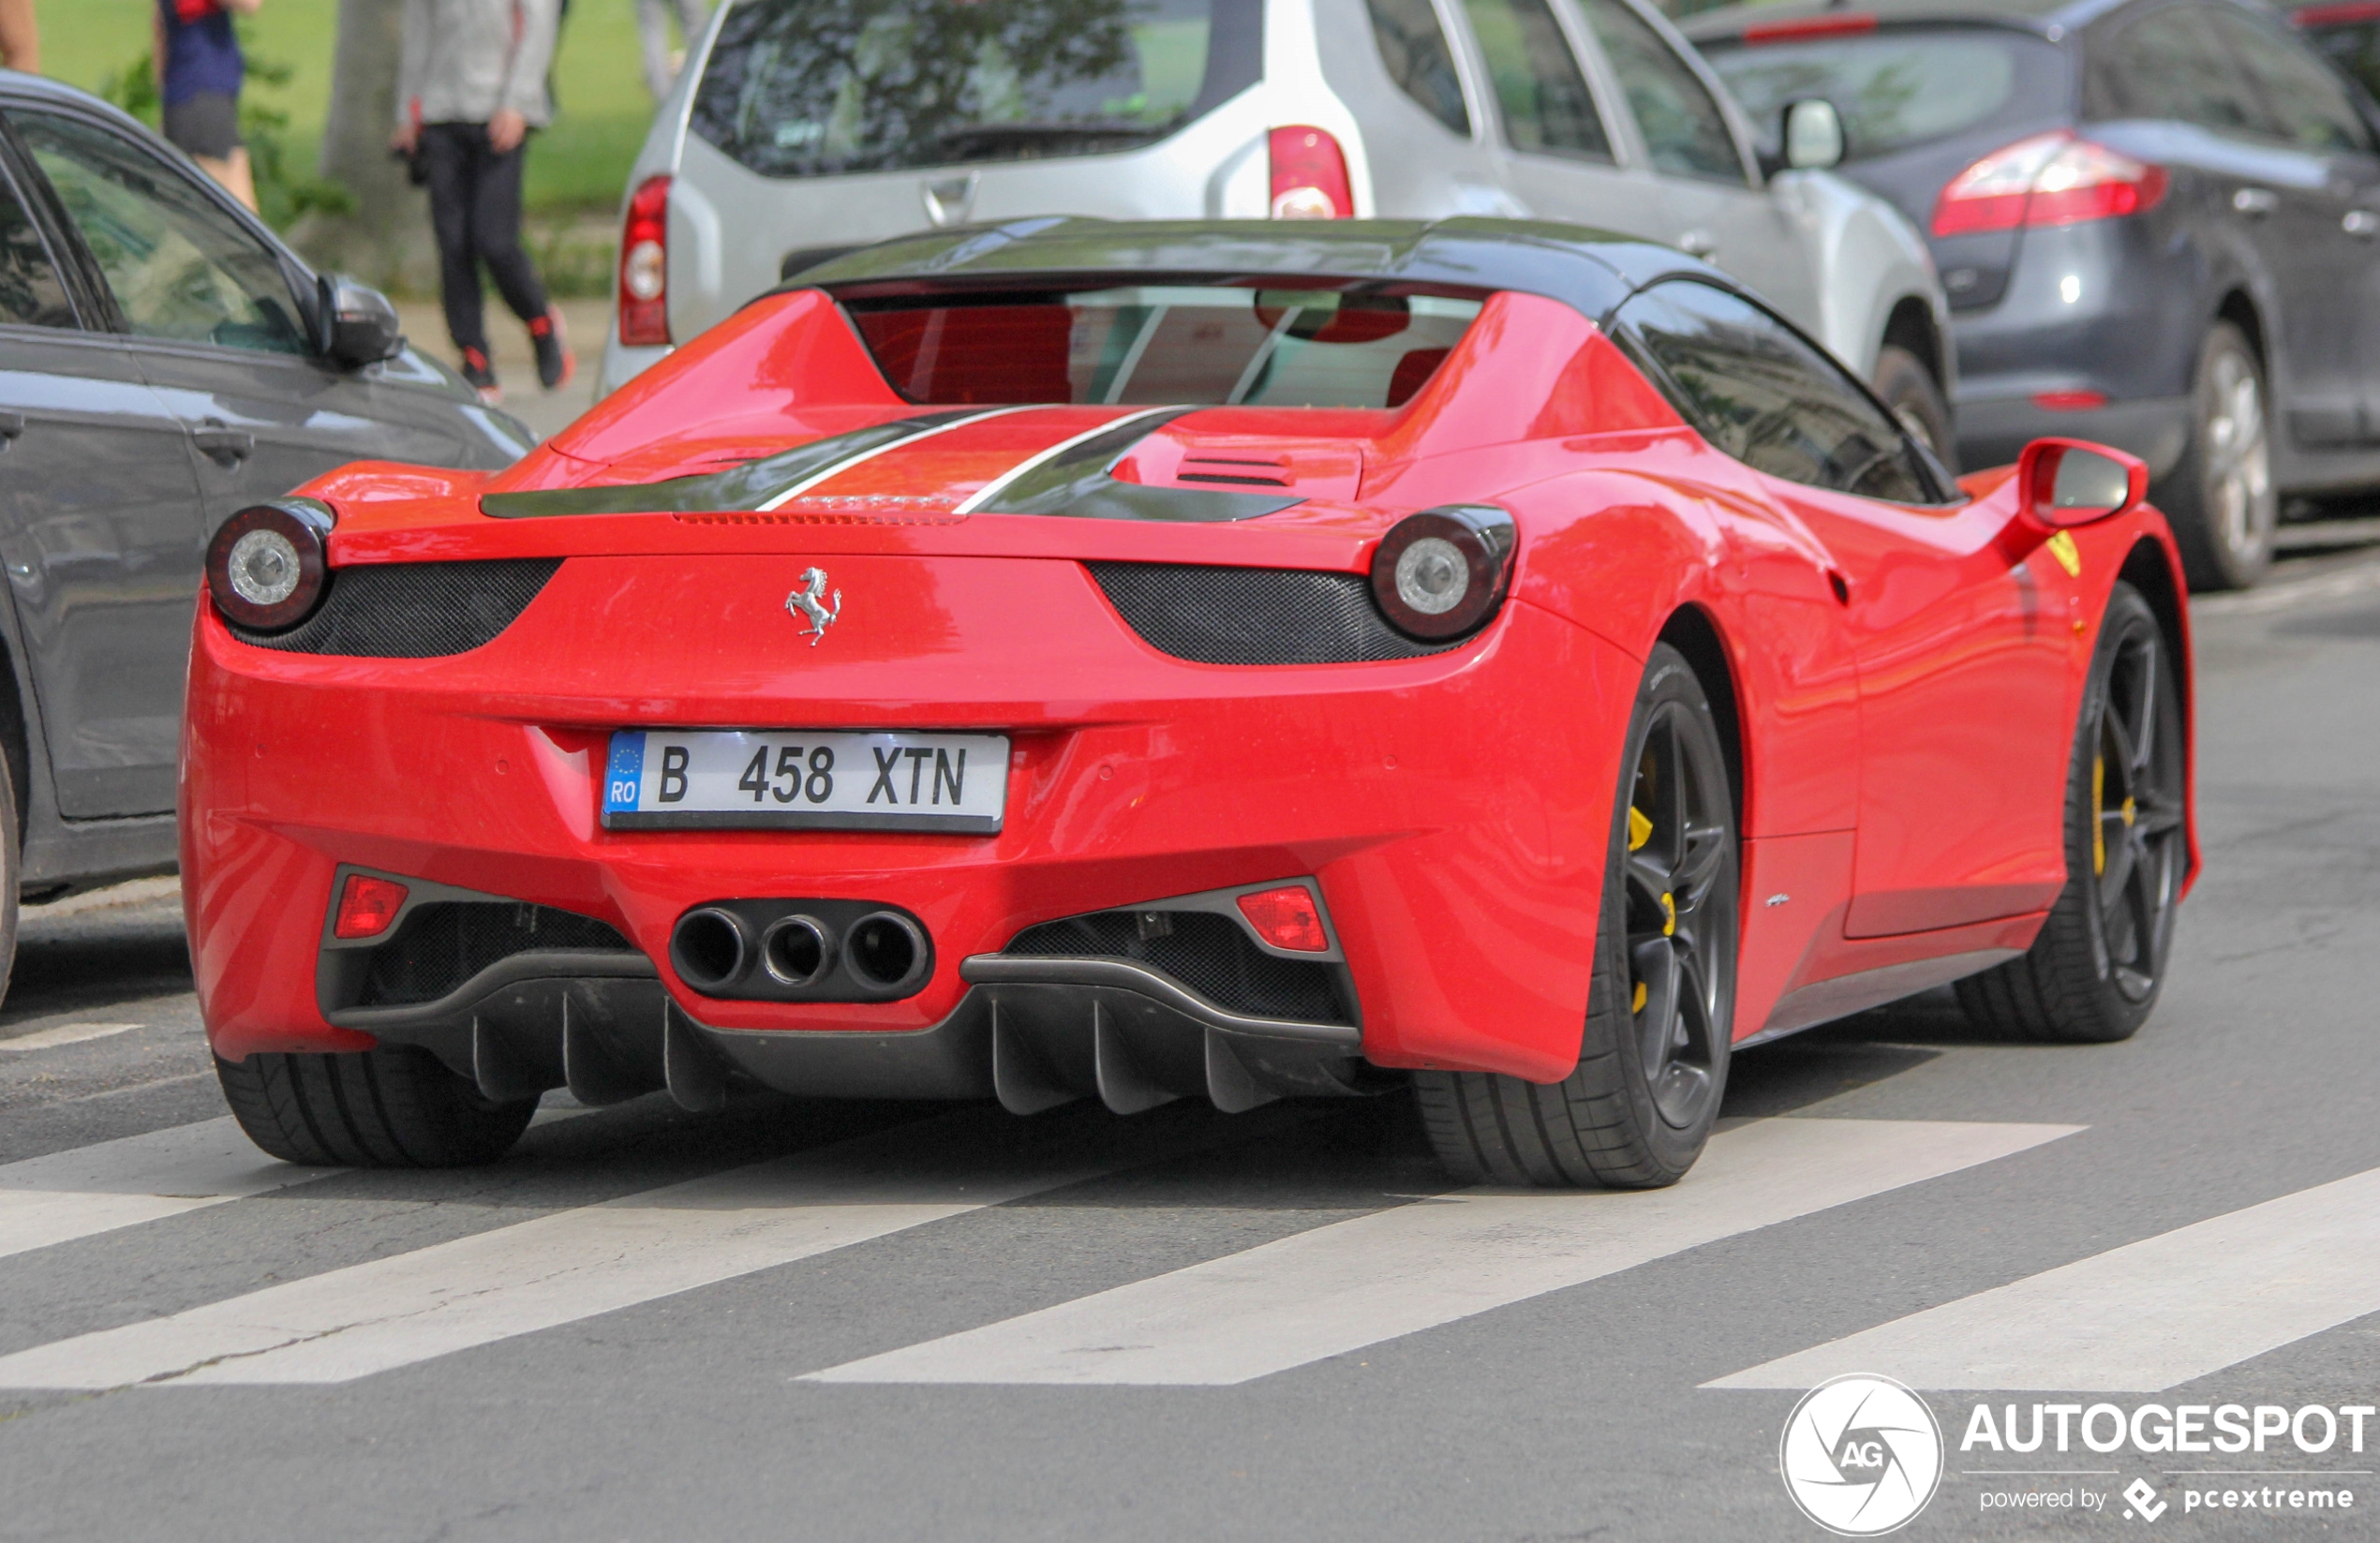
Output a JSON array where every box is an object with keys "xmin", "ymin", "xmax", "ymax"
[
  {"xmin": 1446, "ymin": 0, "xmax": 1673, "ymax": 242},
  {"xmin": 1573, "ymin": 0, "xmax": 1819, "ymax": 323}
]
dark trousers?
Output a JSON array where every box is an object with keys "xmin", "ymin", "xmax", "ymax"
[{"xmin": 419, "ymin": 122, "xmax": 549, "ymax": 357}]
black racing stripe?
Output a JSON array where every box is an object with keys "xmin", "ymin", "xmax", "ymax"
[
  {"xmin": 975, "ymin": 409, "xmax": 1302, "ymax": 524},
  {"xmin": 478, "ymin": 410, "xmax": 979, "ymax": 518}
]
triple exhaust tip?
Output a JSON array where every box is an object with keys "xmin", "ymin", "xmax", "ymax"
[{"xmin": 670, "ymin": 906, "xmax": 929, "ymax": 997}]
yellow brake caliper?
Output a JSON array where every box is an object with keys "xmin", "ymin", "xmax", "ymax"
[
  {"xmin": 2092, "ymin": 755, "xmax": 2106, "ymax": 876},
  {"xmin": 1629, "ymin": 804, "xmax": 1653, "ymax": 1013}
]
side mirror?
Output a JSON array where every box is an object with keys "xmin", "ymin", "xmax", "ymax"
[
  {"xmin": 317, "ymin": 274, "xmax": 404, "ymax": 367},
  {"xmin": 1782, "ymin": 99, "xmax": 1846, "ymax": 171},
  {"xmin": 2017, "ymin": 438, "xmax": 2147, "ymax": 527}
]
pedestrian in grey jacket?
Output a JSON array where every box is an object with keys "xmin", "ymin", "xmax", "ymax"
[{"xmin": 391, "ymin": 0, "xmax": 573, "ymax": 402}]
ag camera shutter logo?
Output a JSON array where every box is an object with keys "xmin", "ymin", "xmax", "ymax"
[{"xmin": 1780, "ymin": 1374, "xmax": 1944, "ymax": 1536}]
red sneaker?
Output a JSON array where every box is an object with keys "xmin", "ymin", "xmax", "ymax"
[
  {"xmin": 528, "ymin": 309, "xmax": 575, "ymax": 392},
  {"xmin": 458, "ymin": 346, "xmax": 500, "ymax": 405}
]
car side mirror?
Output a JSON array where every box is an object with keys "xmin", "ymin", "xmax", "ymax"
[
  {"xmin": 2018, "ymin": 438, "xmax": 2147, "ymax": 527},
  {"xmin": 1782, "ymin": 99, "xmax": 1846, "ymax": 171},
  {"xmin": 318, "ymin": 274, "xmax": 404, "ymax": 367}
]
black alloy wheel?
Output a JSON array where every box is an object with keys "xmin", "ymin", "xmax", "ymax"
[
  {"xmin": 1621, "ymin": 688, "xmax": 1736, "ymax": 1134},
  {"xmin": 1957, "ymin": 583, "xmax": 2185, "ymax": 1041},
  {"xmin": 1416, "ymin": 644, "xmax": 1739, "ymax": 1188}
]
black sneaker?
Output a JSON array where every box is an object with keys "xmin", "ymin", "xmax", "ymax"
[
  {"xmin": 458, "ymin": 346, "xmax": 500, "ymax": 405},
  {"xmin": 528, "ymin": 309, "xmax": 575, "ymax": 392}
]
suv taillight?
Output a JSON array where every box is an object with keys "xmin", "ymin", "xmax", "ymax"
[
  {"xmin": 1931, "ymin": 131, "xmax": 2167, "ymax": 237},
  {"xmin": 617, "ymin": 174, "xmax": 672, "ymax": 347},
  {"xmin": 1269, "ymin": 126, "xmax": 1352, "ymax": 219}
]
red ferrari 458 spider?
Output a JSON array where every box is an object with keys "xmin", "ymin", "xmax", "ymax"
[{"xmin": 185, "ymin": 219, "xmax": 2196, "ymax": 1187}]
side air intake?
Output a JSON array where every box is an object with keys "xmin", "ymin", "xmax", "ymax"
[
  {"xmin": 1088, "ymin": 562, "xmax": 1461, "ymax": 665},
  {"xmin": 226, "ymin": 558, "xmax": 562, "ymax": 658}
]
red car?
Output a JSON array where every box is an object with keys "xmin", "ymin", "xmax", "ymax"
[{"xmin": 186, "ymin": 220, "xmax": 2195, "ymax": 1187}]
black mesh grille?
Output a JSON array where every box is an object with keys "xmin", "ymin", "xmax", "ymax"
[
  {"xmin": 358, "ymin": 901, "xmax": 637, "ymax": 1007},
  {"xmin": 1006, "ymin": 911, "xmax": 1347, "ymax": 1024},
  {"xmin": 230, "ymin": 559, "xmax": 562, "ymax": 658},
  {"xmin": 1088, "ymin": 562, "xmax": 1457, "ymax": 665}
]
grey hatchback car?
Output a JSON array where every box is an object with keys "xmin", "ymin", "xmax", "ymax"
[
  {"xmin": 0, "ymin": 76, "xmax": 530, "ymax": 989},
  {"xmin": 1689, "ymin": 0, "xmax": 2380, "ymax": 588}
]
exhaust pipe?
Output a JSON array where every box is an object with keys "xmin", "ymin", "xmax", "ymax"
[
  {"xmin": 670, "ymin": 907, "xmax": 751, "ymax": 992},
  {"xmin": 760, "ymin": 914, "xmax": 832, "ymax": 987},
  {"xmin": 842, "ymin": 910, "xmax": 930, "ymax": 993}
]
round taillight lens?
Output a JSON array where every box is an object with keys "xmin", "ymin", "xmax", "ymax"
[
  {"xmin": 622, "ymin": 238, "xmax": 665, "ymax": 303},
  {"xmin": 207, "ymin": 499, "xmax": 333, "ymax": 632},
  {"xmin": 1369, "ymin": 505, "xmax": 1517, "ymax": 641}
]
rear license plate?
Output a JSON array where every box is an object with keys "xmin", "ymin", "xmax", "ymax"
[{"xmin": 602, "ymin": 730, "xmax": 1009, "ymax": 832}]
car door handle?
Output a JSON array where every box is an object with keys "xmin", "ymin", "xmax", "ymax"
[
  {"xmin": 1678, "ymin": 229, "xmax": 1719, "ymax": 259},
  {"xmin": 0, "ymin": 410, "xmax": 22, "ymax": 442},
  {"xmin": 2345, "ymin": 209, "xmax": 2380, "ymax": 238},
  {"xmin": 2232, "ymin": 186, "xmax": 2279, "ymax": 218},
  {"xmin": 191, "ymin": 423, "xmax": 253, "ymax": 464}
]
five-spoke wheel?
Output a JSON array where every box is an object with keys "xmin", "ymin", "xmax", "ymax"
[{"xmin": 1958, "ymin": 582, "xmax": 2185, "ymax": 1041}]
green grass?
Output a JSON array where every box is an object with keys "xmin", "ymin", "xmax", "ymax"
[{"xmin": 41, "ymin": 0, "xmax": 663, "ymax": 212}]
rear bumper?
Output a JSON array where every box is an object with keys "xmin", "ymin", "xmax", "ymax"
[{"xmin": 184, "ymin": 553, "xmax": 1637, "ymax": 1088}]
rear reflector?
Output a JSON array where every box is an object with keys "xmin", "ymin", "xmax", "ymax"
[
  {"xmin": 2294, "ymin": 0, "xmax": 2380, "ymax": 23},
  {"xmin": 335, "ymin": 874, "xmax": 409, "ymax": 940},
  {"xmin": 1236, "ymin": 886, "xmax": 1330, "ymax": 953},
  {"xmin": 1269, "ymin": 126, "xmax": 1353, "ymax": 220},
  {"xmin": 617, "ymin": 174, "xmax": 672, "ymax": 348},
  {"xmin": 1931, "ymin": 131, "xmax": 2166, "ymax": 237},
  {"xmin": 1743, "ymin": 12, "xmax": 1878, "ymax": 42},
  {"xmin": 2032, "ymin": 390, "xmax": 2109, "ymax": 411}
]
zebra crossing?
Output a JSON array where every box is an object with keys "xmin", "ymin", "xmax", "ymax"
[{"xmin": 0, "ymin": 1104, "xmax": 2373, "ymax": 1398}]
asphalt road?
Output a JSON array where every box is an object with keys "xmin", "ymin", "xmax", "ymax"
[{"xmin": 3, "ymin": 551, "xmax": 2378, "ymax": 1543}]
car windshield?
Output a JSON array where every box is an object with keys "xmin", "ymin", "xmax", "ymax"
[
  {"xmin": 1702, "ymin": 27, "xmax": 2060, "ymax": 159},
  {"xmin": 690, "ymin": 0, "xmax": 1261, "ymax": 178},
  {"xmin": 841, "ymin": 285, "xmax": 1486, "ymax": 408}
]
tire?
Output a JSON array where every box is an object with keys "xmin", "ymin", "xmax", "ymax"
[
  {"xmin": 1872, "ymin": 344, "xmax": 1956, "ymax": 473},
  {"xmin": 0, "ymin": 748, "xmax": 19, "ymax": 1013},
  {"xmin": 1956, "ymin": 584, "xmax": 2185, "ymax": 1043},
  {"xmin": 216, "ymin": 1046, "xmax": 537, "ymax": 1167},
  {"xmin": 1415, "ymin": 644, "xmax": 1739, "ymax": 1188},
  {"xmin": 2154, "ymin": 322, "xmax": 2275, "ymax": 591}
]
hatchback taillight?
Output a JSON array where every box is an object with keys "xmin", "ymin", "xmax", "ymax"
[
  {"xmin": 1269, "ymin": 126, "xmax": 1353, "ymax": 219},
  {"xmin": 1931, "ymin": 131, "xmax": 2167, "ymax": 237},
  {"xmin": 617, "ymin": 174, "xmax": 672, "ymax": 347}
]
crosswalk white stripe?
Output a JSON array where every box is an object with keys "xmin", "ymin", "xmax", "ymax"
[
  {"xmin": 1704, "ymin": 1165, "xmax": 2380, "ymax": 1393},
  {"xmin": 0, "ymin": 1119, "xmax": 335, "ymax": 1262},
  {"xmin": 806, "ymin": 1118, "xmax": 2076, "ymax": 1387},
  {"xmin": 0, "ymin": 1104, "xmax": 594, "ymax": 1264},
  {"xmin": 0, "ymin": 1110, "xmax": 1162, "ymax": 1387}
]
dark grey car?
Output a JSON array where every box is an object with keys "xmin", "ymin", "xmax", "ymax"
[
  {"xmin": 1688, "ymin": 0, "xmax": 2380, "ymax": 588},
  {"xmin": 0, "ymin": 76, "xmax": 529, "ymax": 985}
]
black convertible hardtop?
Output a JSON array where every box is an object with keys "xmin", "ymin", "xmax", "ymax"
[{"xmin": 776, "ymin": 216, "xmax": 1734, "ymax": 331}]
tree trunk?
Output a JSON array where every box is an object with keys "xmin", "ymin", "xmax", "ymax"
[{"xmin": 297, "ymin": 0, "xmax": 432, "ymax": 292}]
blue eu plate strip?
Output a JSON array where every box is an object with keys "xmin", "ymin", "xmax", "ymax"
[{"xmin": 603, "ymin": 732, "xmax": 646, "ymax": 815}]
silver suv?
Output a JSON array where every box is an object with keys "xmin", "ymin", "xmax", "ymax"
[{"xmin": 600, "ymin": 0, "xmax": 1957, "ymax": 453}]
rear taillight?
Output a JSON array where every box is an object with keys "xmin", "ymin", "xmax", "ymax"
[
  {"xmin": 1931, "ymin": 131, "xmax": 2167, "ymax": 238},
  {"xmin": 617, "ymin": 174, "xmax": 672, "ymax": 347},
  {"xmin": 1269, "ymin": 126, "xmax": 1353, "ymax": 219},
  {"xmin": 207, "ymin": 498, "xmax": 334, "ymax": 632}
]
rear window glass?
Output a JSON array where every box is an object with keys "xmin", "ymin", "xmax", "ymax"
[
  {"xmin": 844, "ymin": 286, "xmax": 1484, "ymax": 408},
  {"xmin": 691, "ymin": 0, "xmax": 1262, "ymax": 178},
  {"xmin": 2304, "ymin": 16, "xmax": 2380, "ymax": 106},
  {"xmin": 1703, "ymin": 27, "xmax": 2063, "ymax": 158}
]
